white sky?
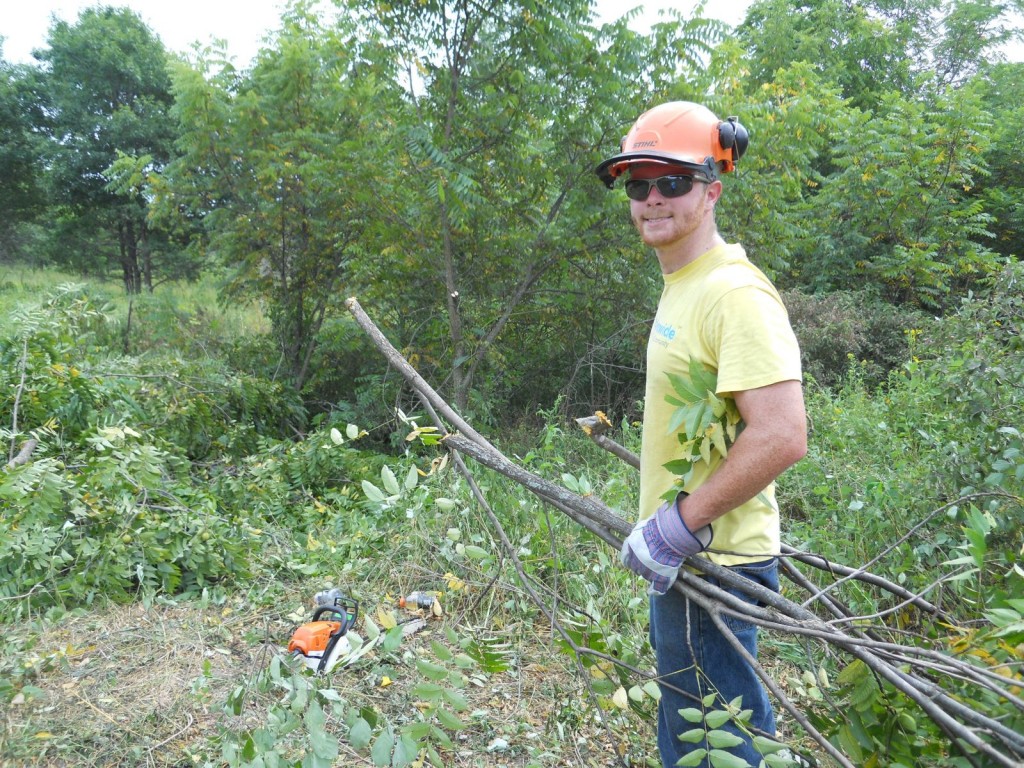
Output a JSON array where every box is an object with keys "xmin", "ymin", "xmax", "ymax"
[
  {"xmin": 1, "ymin": 0, "xmax": 1020, "ymax": 66},
  {"xmin": 0, "ymin": 0, "xmax": 751, "ymax": 66}
]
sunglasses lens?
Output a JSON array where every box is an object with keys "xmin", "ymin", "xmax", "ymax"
[
  {"xmin": 658, "ymin": 176, "xmax": 694, "ymax": 197},
  {"xmin": 624, "ymin": 175, "xmax": 694, "ymax": 201},
  {"xmin": 624, "ymin": 180, "xmax": 649, "ymax": 200}
]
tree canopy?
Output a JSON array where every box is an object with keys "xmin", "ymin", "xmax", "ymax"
[
  {"xmin": 32, "ymin": 6, "xmax": 179, "ymax": 292},
  {"xmin": 1, "ymin": 0, "xmax": 1021, "ymax": 412}
]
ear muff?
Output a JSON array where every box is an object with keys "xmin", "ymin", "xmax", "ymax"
[{"xmin": 718, "ymin": 117, "xmax": 749, "ymax": 164}]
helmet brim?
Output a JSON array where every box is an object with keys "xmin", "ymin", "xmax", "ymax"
[{"xmin": 595, "ymin": 151, "xmax": 719, "ymax": 189}]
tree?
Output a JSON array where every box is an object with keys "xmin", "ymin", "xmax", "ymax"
[
  {"xmin": 729, "ymin": 0, "xmax": 1019, "ymax": 304},
  {"xmin": 799, "ymin": 87, "xmax": 1000, "ymax": 305},
  {"xmin": 162, "ymin": 3, "xmax": 403, "ymax": 389},
  {"xmin": 34, "ymin": 6, "xmax": 176, "ymax": 292},
  {"xmin": 0, "ymin": 50, "xmax": 46, "ymax": 256},
  {"xmin": 932, "ymin": 0, "xmax": 1022, "ymax": 87},
  {"xmin": 737, "ymin": 0, "xmax": 1023, "ymax": 110},
  {"xmin": 737, "ymin": 0, "xmax": 926, "ymax": 110},
  {"xmin": 346, "ymin": 0, "xmax": 727, "ymax": 415},
  {"xmin": 968, "ymin": 61, "xmax": 1024, "ymax": 262},
  {"xmin": 702, "ymin": 58, "xmax": 853, "ymax": 283}
]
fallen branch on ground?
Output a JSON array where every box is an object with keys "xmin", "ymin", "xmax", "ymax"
[{"xmin": 347, "ymin": 296, "xmax": 1024, "ymax": 768}]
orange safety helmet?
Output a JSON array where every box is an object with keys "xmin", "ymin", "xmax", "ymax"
[{"xmin": 595, "ymin": 101, "xmax": 748, "ymax": 188}]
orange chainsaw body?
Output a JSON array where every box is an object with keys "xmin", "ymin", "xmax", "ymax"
[
  {"xmin": 287, "ymin": 594, "xmax": 358, "ymax": 674},
  {"xmin": 288, "ymin": 620, "xmax": 342, "ymax": 656}
]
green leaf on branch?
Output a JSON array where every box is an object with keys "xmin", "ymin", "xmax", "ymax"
[
  {"xmin": 381, "ymin": 465, "xmax": 400, "ymax": 495},
  {"xmin": 305, "ymin": 704, "xmax": 340, "ymax": 760},
  {"xmin": 435, "ymin": 706, "xmax": 466, "ymax": 730},
  {"xmin": 415, "ymin": 659, "xmax": 449, "ymax": 681},
  {"xmin": 676, "ymin": 749, "xmax": 709, "ymax": 766},
  {"xmin": 706, "ymin": 729, "xmax": 745, "ymax": 749},
  {"xmin": 663, "ymin": 362, "xmax": 743, "ymax": 493},
  {"xmin": 679, "ymin": 707, "xmax": 705, "ymax": 724},
  {"xmin": 369, "ymin": 726, "xmax": 394, "ymax": 767},
  {"xmin": 708, "ymin": 749, "xmax": 752, "ymax": 767}
]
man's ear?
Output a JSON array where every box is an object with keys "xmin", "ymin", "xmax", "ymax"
[{"xmin": 705, "ymin": 179, "xmax": 724, "ymax": 208}]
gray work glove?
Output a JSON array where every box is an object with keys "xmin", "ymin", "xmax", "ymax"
[{"xmin": 619, "ymin": 492, "xmax": 713, "ymax": 594}]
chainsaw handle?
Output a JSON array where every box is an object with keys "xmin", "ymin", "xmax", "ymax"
[{"xmin": 312, "ymin": 603, "xmax": 358, "ymax": 632}]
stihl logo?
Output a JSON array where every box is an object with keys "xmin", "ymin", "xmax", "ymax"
[{"xmin": 634, "ymin": 140, "xmax": 658, "ymax": 148}]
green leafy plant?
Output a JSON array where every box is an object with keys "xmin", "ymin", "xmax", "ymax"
[
  {"xmin": 662, "ymin": 359, "xmax": 742, "ymax": 494},
  {"xmin": 0, "ymin": 423, "xmax": 255, "ymax": 612},
  {"xmin": 674, "ymin": 692, "xmax": 799, "ymax": 768},
  {"xmin": 217, "ymin": 654, "xmax": 345, "ymax": 768}
]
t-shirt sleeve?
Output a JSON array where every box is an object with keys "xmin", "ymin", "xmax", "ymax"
[{"xmin": 703, "ymin": 284, "xmax": 802, "ymax": 394}]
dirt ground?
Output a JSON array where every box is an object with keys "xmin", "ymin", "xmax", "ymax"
[{"xmin": 1, "ymin": 599, "xmax": 651, "ymax": 768}]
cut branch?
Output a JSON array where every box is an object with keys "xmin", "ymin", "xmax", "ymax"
[
  {"xmin": 575, "ymin": 413, "xmax": 640, "ymax": 470},
  {"xmin": 5, "ymin": 439, "xmax": 38, "ymax": 470}
]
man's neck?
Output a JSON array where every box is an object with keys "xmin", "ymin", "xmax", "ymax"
[{"xmin": 656, "ymin": 231, "xmax": 727, "ymax": 275}]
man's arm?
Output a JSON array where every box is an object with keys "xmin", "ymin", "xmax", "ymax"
[{"xmin": 679, "ymin": 379, "xmax": 807, "ymax": 531}]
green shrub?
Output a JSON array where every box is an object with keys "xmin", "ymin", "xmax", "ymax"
[
  {"xmin": 0, "ymin": 283, "xmax": 305, "ymax": 614},
  {"xmin": 0, "ymin": 425, "xmax": 256, "ymax": 614},
  {"xmin": 782, "ymin": 289, "xmax": 921, "ymax": 389},
  {"xmin": 780, "ymin": 266, "xmax": 1023, "ymax": 610}
]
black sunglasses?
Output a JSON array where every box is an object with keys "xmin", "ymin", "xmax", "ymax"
[{"xmin": 624, "ymin": 174, "xmax": 709, "ymax": 201}]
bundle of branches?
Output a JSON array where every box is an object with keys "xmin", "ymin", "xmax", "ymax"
[{"xmin": 346, "ymin": 298, "xmax": 1024, "ymax": 768}]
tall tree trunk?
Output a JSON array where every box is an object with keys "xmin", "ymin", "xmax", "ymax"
[
  {"xmin": 442, "ymin": 205, "xmax": 468, "ymax": 412},
  {"xmin": 118, "ymin": 220, "xmax": 141, "ymax": 295},
  {"xmin": 140, "ymin": 220, "xmax": 153, "ymax": 293}
]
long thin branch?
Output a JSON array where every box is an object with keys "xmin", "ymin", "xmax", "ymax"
[
  {"xmin": 799, "ymin": 492, "xmax": 1017, "ymax": 609},
  {"xmin": 347, "ymin": 298, "xmax": 493, "ymax": 451},
  {"xmin": 673, "ymin": 568, "xmax": 856, "ymax": 768},
  {"xmin": 777, "ymin": 556, "xmax": 883, "ymax": 641},
  {"xmin": 781, "ymin": 545, "xmax": 952, "ymax": 619},
  {"xmin": 686, "ymin": 562, "xmax": 1024, "ymax": 765},
  {"xmin": 574, "ymin": 409, "xmax": 964, "ymax": 621},
  {"xmin": 422, "ymin": 386, "xmax": 790, "ymax": 756},
  {"xmin": 448, "ymin": 448, "xmax": 627, "ymax": 768},
  {"xmin": 472, "ymin": 416, "xmax": 1024, "ymax": 762},
  {"xmin": 823, "ymin": 565, "xmax": 971, "ymax": 628}
]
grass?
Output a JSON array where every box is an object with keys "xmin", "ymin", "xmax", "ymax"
[
  {"xmin": 0, "ymin": 578, "xmax": 660, "ymax": 767},
  {"xmin": 0, "ymin": 266, "xmax": 269, "ymax": 353}
]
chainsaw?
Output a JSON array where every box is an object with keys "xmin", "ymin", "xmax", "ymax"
[{"xmin": 287, "ymin": 590, "xmax": 359, "ymax": 674}]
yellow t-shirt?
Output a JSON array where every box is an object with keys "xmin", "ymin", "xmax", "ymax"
[{"xmin": 638, "ymin": 243, "xmax": 802, "ymax": 566}]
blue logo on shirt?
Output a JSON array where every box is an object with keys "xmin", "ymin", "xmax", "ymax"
[{"xmin": 654, "ymin": 319, "xmax": 676, "ymax": 342}]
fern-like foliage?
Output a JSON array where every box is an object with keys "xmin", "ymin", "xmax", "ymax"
[{"xmin": 660, "ymin": 359, "xmax": 743, "ymax": 502}]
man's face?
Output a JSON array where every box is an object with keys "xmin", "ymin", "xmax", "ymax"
[{"xmin": 627, "ymin": 163, "xmax": 713, "ymax": 250}]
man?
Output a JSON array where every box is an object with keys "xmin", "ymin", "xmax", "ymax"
[{"xmin": 595, "ymin": 101, "xmax": 807, "ymax": 767}]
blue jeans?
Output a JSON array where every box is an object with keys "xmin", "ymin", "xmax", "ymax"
[{"xmin": 649, "ymin": 559, "xmax": 779, "ymax": 768}]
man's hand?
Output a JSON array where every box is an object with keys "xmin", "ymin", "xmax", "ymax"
[{"xmin": 620, "ymin": 492, "xmax": 713, "ymax": 594}]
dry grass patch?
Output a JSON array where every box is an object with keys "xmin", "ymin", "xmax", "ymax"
[{"xmin": 1, "ymin": 595, "xmax": 651, "ymax": 768}]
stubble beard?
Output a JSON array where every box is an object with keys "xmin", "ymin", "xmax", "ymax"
[
  {"xmin": 632, "ymin": 188, "xmax": 709, "ymax": 250},
  {"xmin": 634, "ymin": 206, "xmax": 704, "ymax": 249}
]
